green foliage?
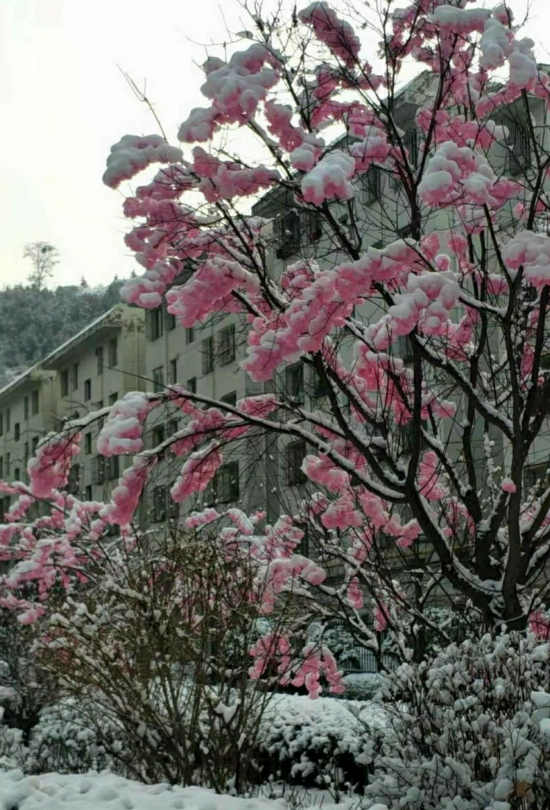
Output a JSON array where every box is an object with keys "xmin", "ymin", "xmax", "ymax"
[{"xmin": 0, "ymin": 278, "xmax": 125, "ymax": 386}]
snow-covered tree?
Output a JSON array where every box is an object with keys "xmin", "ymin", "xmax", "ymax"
[
  {"xmin": 23, "ymin": 242, "xmax": 59, "ymax": 290},
  {"xmin": 2, "ymin": 0, "xmax": 550, "ymax": 686}
]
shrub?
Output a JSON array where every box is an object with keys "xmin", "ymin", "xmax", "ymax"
[
  {"xmin": 365, "ymin": 632, "xmax": 550, "ymax": 810},
  {"xmin": 256, "ymin": 694, "xmax": 385, "ymax": 794},
  {"xmin": 25, "ymin": 698, "xmax": 123, "ymax": 775},
  {"xmin": 36, "ymin": 530, "xmax": 295, "ymax": 791}
]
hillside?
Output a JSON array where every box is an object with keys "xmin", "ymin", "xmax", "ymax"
[{"xmin": 0, "ymin": 279, "xmax": 126, "ymax": 387}]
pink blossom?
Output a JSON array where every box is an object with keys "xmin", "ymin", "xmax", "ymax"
[
  {"xmin": 97, "ymin": 392, "xmax": 155, "ymax": 456},
  {"xmin": 170, "ymin": 444, "xmax": 222, "ymax": 501},
  {"xmin": 299, "ymin": 2, "xmax": 361, "ymax": 67},
  {"xmin": 103, "ymin": 135, "xmax": 182, "ymax": 188}
]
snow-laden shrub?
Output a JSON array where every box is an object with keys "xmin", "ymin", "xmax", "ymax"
[
  {"xmin": 25, "ymin": 698, "xmax": 123, "ymax": 775},
  {"xmin": 256, "ymin": 694, "xmax": 385, "ymax": 793},
  {"xmin": 365, "ymin": 632, "xmax": 550, "ymax": 809}
]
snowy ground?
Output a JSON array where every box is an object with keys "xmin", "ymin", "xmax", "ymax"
[
  {"xmin": 0, "ymin": 770, "xmax": 367, "ymax": 810},
  {"xmin": 0, "ymin": 771, "xmax": 279, "ymax": 810}
]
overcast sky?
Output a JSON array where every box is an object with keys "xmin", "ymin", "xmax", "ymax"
[{"xmin": 0, "ymin": 0, "xmax": 547, "ymax": 290}]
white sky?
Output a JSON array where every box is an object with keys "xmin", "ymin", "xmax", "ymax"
[{"xmin": 0, "ymin": 0, "xmax": 547, "ymax": 290}]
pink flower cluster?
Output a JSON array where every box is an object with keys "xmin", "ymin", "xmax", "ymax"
[
  {"xmin": 418, "ymin": 450, "xmax": 447, "ymax": 501},
  {"xmin": 166, "ymin": 258, "xmax": 260, "ymax": 327},
  {"xmin": 299, "ymin": 2, "xmax": 361, "ymax": 67},
  {"xmin": 419, "ymin": 141, "xmax": 520, "ymax": 210},
  {"xmin": 28, "ymin": 433, "xmax": 81, "ymax": 499},
  {"xmin": 301, "ymin": 150, "xmax": 355, "ymax": 205},
  {"xmin": 170, "ymin": 444, "xmax": 222, "ymax": 502},
  {"xmin": 288, "ymin": 644, "xmax": 345, "ymax": 698},
  {"xmin": 100, "ymin": 456, "xmax": 153, "ymax": 527},
  {"xmin": 103, "ymin": 135, "xmax": 183, "ymax": 189},
  {"xmin": 178, "ymin": 44, "xmax": 280, "ymax": 142},
  {"xmin": 192, "ymin": 147, "xmax": 279, "ymax": 202},
  {"xmin": 97, "ymin": 392, "xmax": 156, "ymax": 456}
]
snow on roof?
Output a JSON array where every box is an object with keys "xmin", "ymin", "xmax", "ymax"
[{"xmin": 40, "ymin": 304, "xmax": 135, "ymax": 369}]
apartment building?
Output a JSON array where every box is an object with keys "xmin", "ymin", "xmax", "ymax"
[
  {"xmin": 0, "ymin": 304, "xmax": 146, "ymax": 515},
  {"xmin": 0, "ymin": 364, "xmax": 57, "ymax": 517},
  {"xmin": 40, "ymin": 304, "xmax": 146, "ymax": 503},
  {"xmin": 142, "ymin": 306, "xmax": 276, "ymax": 526}
]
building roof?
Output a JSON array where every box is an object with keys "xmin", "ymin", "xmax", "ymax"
[{"xmin": 40, "ymin": 304, "xmax": 132, "ymax": 369}]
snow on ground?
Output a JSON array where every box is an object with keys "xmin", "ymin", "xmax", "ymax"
[{"xmin": 0, "ymin": 770, "xmax": 286, "ymax": 810}]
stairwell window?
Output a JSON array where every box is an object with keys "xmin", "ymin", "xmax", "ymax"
[
  {"xmin": 152, "ymin": 366, "xmax": 164, "ymax": 393},
  {"xmin": 108, "ymin": 338, "xmax": 118, "ymax": 368},
  {"xmin": 284, "ymin": 362, "xmax": 304, "ymax": 405},
  {"xmin": 217, "ymin": 324, "xmax": 236, "ymax": 366},
  {"xmin": 209, "ymin": 461, "xmax": 239, "ymax": 504},
  {"xmin": 61, "ymin": 370, "xmax": 69, "ymax": 397},
  {"xmin": 286, "ymin": 440, "xmax": 306, "ymax": 486},
  {"xmin": 202, "ymin": 336, "xmax": 214, "ymax": 375}
]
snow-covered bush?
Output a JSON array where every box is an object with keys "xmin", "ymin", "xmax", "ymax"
[
  {"xmin": 0, "ymin": 609, "xmax": 58, "ymax": 744},
  {"xmin": 26, "ymin": 699, "xmax": 123, "ymax": 775},
  {"xmin": 365, "ymin": 632, "xmax": 550, "ymax": 809},
  {"xmin": 35, "ymin": 529, "xmax": 295, "ymax": 791},
  {"xmin": 256, "ymin": 694, "xmax": 385, "ymax": 793}
]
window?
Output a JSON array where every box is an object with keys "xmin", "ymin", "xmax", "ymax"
[
  {"xmin": 71, "ymin": 363, "xmax": 79, "ymax": 392},
  {"xmin": 168, "ymin": 358, "xmax": 178, "ymax": 385},
  {"xmin": 217, "ymin": 324, "xmax": 236, "ymax": 366},
  {"xmin": 167, "ymin": 312, "xmax": 176, "ymax": 330},
  {"xmin": 108, "ymin": 338, "xmax": 118, "ymax": 368},
  {"xmin": 24, "ymin": 396, "xmax": 29, "ymax": 420},
  {"xmin": 24, "ymin": 442, "xmax": 29, "ymax": 464},
  {"xmin": 167, "ymin": 418, "xmax": 179, "ymax": 437},
  {"xmin": 202, "ymin": 336, "xmax": 214, "ymax": 374},
  {"xmin": 287, "ymin": 440, "xmax": 306, "ymax": 485},
  {"xmin": 85, "ymin": 433, "xmax": 92, "ymax": 454},
  {"xmin": 31, "ymin": 389, "xmax": 39, "ymax": 415},
  {"xmin": 152, "ymin": 486, "xmax": 167, "ymax": 522},
  {"xmin": 149, "ymin": 309, "xmax": 164, "ymax": 341},
  {"xmin": 14, "ymin": 467, "xmax": 20, "ymax": 482},
  {"xmin": 152, "ymin": 424, "xmax": 165, "ymax": 446},
  {"xmin": 105, "ymin": 456, "xmax": 120, "ymax": 480},
  {"xmin": 312, "ymin": 368, "xmax": 330, "ymax": 399},
  {"xmin": 187, "ymin": 376, "xmax": 197, "ymax": 394},
  {"xmin": 14, "ymin": 423, "xmax": 20, "ymax": 442},
  {"xmin": 275, "ymin": 209, "xmax": 301, "ymax": 258},
  {"xmin": 96, "ymin": 346, "xmax": 104, "ymax": 374},
  {"xmin": 220, "ymin": 391, "xmax": 237, "ymax": 406},
  {"xmin": 284, "ymin": 362, "xmax": 304, "ymax": 404},
  {"xmin": 84, "ymin": 379, "xmax": 92, "ymax": 401},
  {"xmin": 85, "ymin": 485, "xmax": 93, "ymax": 501},
  {"xmin": 185, "ymin": 327, "xmax": 195, "ymax": 344},
  {"xmin": 32, "ymin": 436, "xmax": 39, "ymax": 454},
  {"xmin": 404, "ymin": 128, "xmax": 418, "ymax": 167},
  {"xmin": 0, "ymin": 413, "xmax": 3, "ymax": 436},
  {"xmin": 93, "ymin": 456, "xmax": 105, "ymax": 485},
  {"xmin": 0, "ymin": 457, "xmax": 3, "ymax": 477},
  {"xmin": 524, "ymin": 463, "xmax": 549, "ymax": 495},
  {"xmin": 211, "ymin": 461, "xmax": 239, "ymax": 504},
  {"xmin": 109, "ymin": 392, "xmax": 118, "ymax": 405},
  {"xmin": 506, "ymin": 120, "xmax": 530, "ymax": 175},
  {"xmin": 152, "ymin": 366, "xmax": 164, "ymax": 393},
  {"xmin": 61, "ymin": 369, "xmax": 69, "ymax": 397},
  {"xmin": 362, "ymin": 166, "xmax": 381, "ymax": 204},
  {"xmin": 274, "ymin": 209, "xmax": 320, "ymax": 258},
  {"xmin": 67, "ymin": 464, "xmax": 80, "ymax": 496},
  {"xmin": 5, "ymin": 453, "xmax": 10, "ymax": 478}
]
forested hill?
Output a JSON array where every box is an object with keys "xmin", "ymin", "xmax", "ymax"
[{"xmin": 0, "ymin": 279, "xmax": 126, "ymax": 387}]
